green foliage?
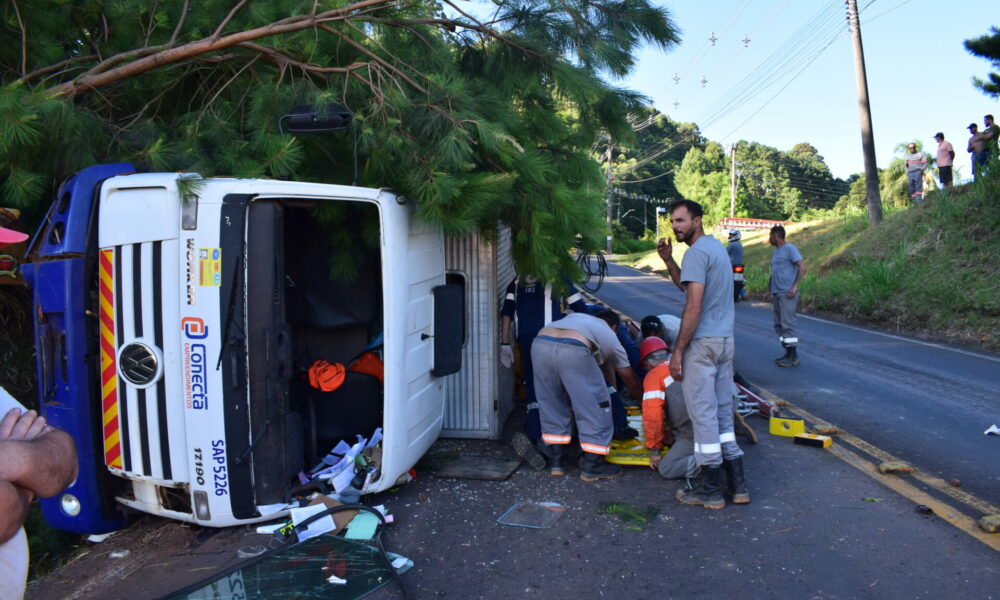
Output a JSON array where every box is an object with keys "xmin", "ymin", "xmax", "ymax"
[
  {"xmin": 673, "ymin": 141, "xmax": 730, "ymax": 222},
  {"xmin": 742, "ymin": 168, "xmax": 1000, "ymax": 349},
  {"xmin": 597, "ymin": 501, "xmax": 659, "ymax": 532},
  {"xmin": 0, "ymin": 0, "xmax": 681, "ymax": 285},
  {"xmin": 964, "ymin": 26, "xmax": 1000, "ymax": 98},
  {"xmin": 613, "ymin": 109, "xmax": 702, "ymax": 236}
]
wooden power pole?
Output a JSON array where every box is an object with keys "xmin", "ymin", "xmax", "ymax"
[
  {"xmin": 730, "ymin": 143, "xmax": 737, "ymax": 218},
  {"xmin": 846, "ymin": 0, "xmax": 882, "ymax": 227},
  {"xmin": 605, "ymin": 140, "xmax": 614, "ymax": 253}
]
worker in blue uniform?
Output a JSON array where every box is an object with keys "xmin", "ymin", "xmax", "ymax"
[{"xmin": 500, "ymin": 276, "xmax": 589, "ymax": 470}]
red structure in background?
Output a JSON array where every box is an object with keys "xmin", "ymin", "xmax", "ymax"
[{"xmin": 715, "ymin": 216, "xmax": 788, "ymax": 232}]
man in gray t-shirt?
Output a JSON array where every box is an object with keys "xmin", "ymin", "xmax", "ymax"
[
  {"xmin": 764, "ymin": 225, "xmax": 806, "ymax": 367},
  {"xmin": 657, "ymin": 200, "xmax": 746, "ymax": 511}
]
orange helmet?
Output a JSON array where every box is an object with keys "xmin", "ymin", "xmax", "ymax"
[{"xmin": 308, "ymin": 360, "xmax": 346, "ymax": 392}]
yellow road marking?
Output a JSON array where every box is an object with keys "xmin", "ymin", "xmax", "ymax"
[
  {"xmin": 827, "ymin": 441, "xmax": 1000, "ymax": 552},
  {"xmin": 583, "ymin": 290, "xmax": 1000, "ymax": 549},
  {"xmin": 754, "ymin": 387, "xmax": 1000, "ymax": 516},
  {"xmin": 751, "ymin": 388, "xmax": 1000, "ymax": 551}
]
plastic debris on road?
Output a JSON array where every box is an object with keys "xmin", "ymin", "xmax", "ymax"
[
  {"xmin": 984, "ymin": 424, "xmax": 1000, "ymax": 436},
  {"xmin": 497, "ymin": 501, "xmax": 567, "ymax": 529}
]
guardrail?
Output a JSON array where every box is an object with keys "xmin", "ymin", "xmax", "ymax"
[{"xmin": 715, "ymin": 217, "xmax": 788, "ymax": 232}]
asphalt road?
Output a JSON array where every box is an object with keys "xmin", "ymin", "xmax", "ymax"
[
  {"xmin": 27, "ymin": 259, "xmax": 1000, "ymax": 599},
  {"xmin": 588, "ymin": 259, "xmax": 1000, "ymax": 505}
]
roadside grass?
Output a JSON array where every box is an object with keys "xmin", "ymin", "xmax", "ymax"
[
  {"xmin": 610, "ymin": 172, "xmax": 1000, "ymax": 351},
  {"xmin": 25, "ymin": 506, "xmax": 84, "ymax": 581}
]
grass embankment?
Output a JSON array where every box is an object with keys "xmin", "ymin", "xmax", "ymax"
[{"xmin": 614, "ymin": 175, "xmax": 1000, "ymax": 351}]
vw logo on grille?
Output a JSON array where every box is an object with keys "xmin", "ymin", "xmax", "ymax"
[{"xmin": 119, "ymin": 342, "xmax": 159, "ymax": 386}]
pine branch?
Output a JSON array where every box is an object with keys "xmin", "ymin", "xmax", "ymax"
[
  {"xmin": 10, "ymin": 0, "xmax": 26, "ymax": 76},
  {"xmin": 49, "ymin": 0, "xmax": 399, "ymax": 97}
]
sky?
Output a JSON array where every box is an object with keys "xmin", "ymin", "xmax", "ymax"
[{"xmin": 620, "ymin": 0, "xmax": 998, "ymax": 181}]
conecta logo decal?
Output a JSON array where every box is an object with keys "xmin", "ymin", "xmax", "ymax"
[{"xmin": 181, "ymin": 317, "xmax": 209, "ymax": 409}]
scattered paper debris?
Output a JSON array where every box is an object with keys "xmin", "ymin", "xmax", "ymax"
[
  {"xmin": 86, "ymin": 532, "xmax": 114, "ymax": 543},
  {"xmin": 984, "ymin": 425, "xmax": 1000, "ymax": 436},
  {"xmin": 290, "ymin": 503, "xmax": 336, "ymax": 541},
  {"xmin": 109, "ymin": 550, "xmax": 129, "ymax": 559},
  {"xmin": 327, "ymin": 574, "xmax": 347, "ymax": 585}
]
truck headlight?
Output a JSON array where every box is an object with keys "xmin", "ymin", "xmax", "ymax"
[
  {"xmin": 181, "ymin": 193, "xmax": 198, "ymax": 230},
  {"xmin": 60, "ymin": 493, "xmax": 81, "ymax": 517}
]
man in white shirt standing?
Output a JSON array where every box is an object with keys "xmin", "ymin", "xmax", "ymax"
[{"xmin": 0, "ymin": 224, "xmax": 79, "ymax": 600}]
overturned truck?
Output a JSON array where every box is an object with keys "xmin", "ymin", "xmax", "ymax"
[{"xmin": 23, "ymin": 164, "xmax": 466, "ymax": 533}]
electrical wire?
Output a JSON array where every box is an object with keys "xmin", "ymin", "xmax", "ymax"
[{"xmin": 577, "ymin": 248, "xmax": 607, "ymax": 292}]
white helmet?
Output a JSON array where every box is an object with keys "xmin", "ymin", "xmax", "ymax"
[{"xmin": 728, "ymin": 229, "xmax": 742, "ymax": 241}]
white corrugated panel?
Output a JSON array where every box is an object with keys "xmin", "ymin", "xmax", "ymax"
[{"xmin": 440, "ymin": 227, "xmax": 515, "ymax": 438}]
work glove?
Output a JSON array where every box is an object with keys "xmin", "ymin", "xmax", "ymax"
[{"xmin": 500, "ymin": 344, "xmax": 514, "ymax": 368}]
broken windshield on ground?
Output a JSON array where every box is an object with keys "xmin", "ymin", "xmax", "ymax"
[{"xmin": 168, "ymin": 534, "xmax": 410, "ymax": 600}]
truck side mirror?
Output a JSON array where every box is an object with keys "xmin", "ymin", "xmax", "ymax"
[{"xmin": 431, "ymin": 283, "xmax": 464, "ymax": 377}]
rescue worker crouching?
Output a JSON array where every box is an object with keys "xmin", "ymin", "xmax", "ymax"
[
  {"xmin": 638, "ymin": 337, "xmax": 696, "ymax": 483},
  {"xmin": 532, "ymin": 312, "xmax": 642, "ymax": 481}
]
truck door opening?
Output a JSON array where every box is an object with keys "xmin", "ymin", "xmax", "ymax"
[{"xmin": 246, "ymin": 198, "xmax": 384, "ymax": 504}]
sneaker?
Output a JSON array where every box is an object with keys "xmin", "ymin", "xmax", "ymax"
[{"xmin": 511, "ymin": 432, "xmax": 546, "ymax": 471}]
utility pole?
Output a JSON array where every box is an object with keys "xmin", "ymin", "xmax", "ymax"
[
  {"xmin": 730, "ymin": 143, "xmax": 737, "ymax": 218},
  {"xmin": 605, "ymin": 139, "xmax": 614, "ymax": 254},
  {"xmin": 846, "ymin": 0, "xmax": 882, "ymax": 227}
]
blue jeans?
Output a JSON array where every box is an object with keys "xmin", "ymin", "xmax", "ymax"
[{"xmin": 973, "ymin": 152, "xmax": 988, "ymax": 180}]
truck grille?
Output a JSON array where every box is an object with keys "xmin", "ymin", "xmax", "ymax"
[{"xmin": 100, "ymin": 242, "xmax": 176, "ymax": 481}]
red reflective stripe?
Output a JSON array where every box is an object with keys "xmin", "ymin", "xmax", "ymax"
[{"xmin": 542, "ymin": 434, "xmax": 571, "ymax": 444}]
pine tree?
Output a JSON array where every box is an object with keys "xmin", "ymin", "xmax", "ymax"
[
  {"xmin": 965, "ymin": 26, "xmax": 1000, "ymax": 98},
  {"xmin": 0, "ymin": 0, "xmax": 680, "ymax": 282}
]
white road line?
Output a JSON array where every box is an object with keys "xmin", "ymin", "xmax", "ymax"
[
  {"xmin": 604, "ymin": 261, "xmax": 1000, "ymax": 365},
  {"xmin": 796, "ymin": 313, "xmax": 1000, "ymax": 364}
]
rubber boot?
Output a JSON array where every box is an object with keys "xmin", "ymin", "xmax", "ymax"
[
  {"xmin": 722, "ymin": 457, "xmax": 751, "ymax": 504},
  {"xmin": 547, "ymin": 444, "xmax": 567, "ymax": 476},
  {"xmin": 776, "ymin": 346, "xmax": 799, "ymax": 367},
  {"xmin": 774, "ymin": 341, "xmax": 789, "ymax": 362},
  {"xmin": 675, "ymin": 465, "xmax": 725, "ymax": 509},
  {"xmin": 580, "ymin": 451, "xmax": 622, "ymax": 481},
  {"xmin": 512, "ymin": 431, "xmax": 546, "ymax": 471}
]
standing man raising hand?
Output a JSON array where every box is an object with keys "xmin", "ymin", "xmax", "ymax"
[{"xmin": 656, "ymin": 200, "xmax": 747, "ymax": 510}]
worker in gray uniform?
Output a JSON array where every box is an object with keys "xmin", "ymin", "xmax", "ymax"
[
  {"xmin": 763, "ymin": 225, "xmax": 806, "ymax": 367},
  {"xmin": 657, "ymin": 199, "xmax": 748, "ymax": 510},
  {"xmin": 532, "ymin": 312, "xmax": 642, "ymax": 481}
]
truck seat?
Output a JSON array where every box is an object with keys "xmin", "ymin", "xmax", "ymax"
[{"xmin": 308, "ymin": 371, "xmax": 384, "ymax": 457}]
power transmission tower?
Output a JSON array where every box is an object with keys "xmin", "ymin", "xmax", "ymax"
[{"xmin": 846, "ymin": 0, "xmax": 883, "ymax": 227}]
